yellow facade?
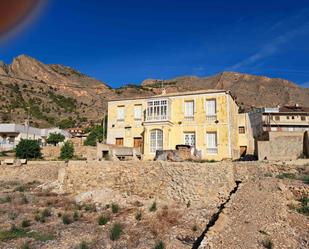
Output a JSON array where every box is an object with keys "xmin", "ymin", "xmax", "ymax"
[{"xmin": 107, "ymin": 90, "xmax": 241, "ymax": 160}]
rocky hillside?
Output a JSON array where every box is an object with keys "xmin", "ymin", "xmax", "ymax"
[
  {"xmin": 0, "ymin": 55, "xmax": 308, "ymax": 127},
  {"xmin": 141, "ymin": 72, "xmax": 309, "ymax": 111}
]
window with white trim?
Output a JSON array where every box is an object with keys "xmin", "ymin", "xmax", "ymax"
[
  {"xmin": 206, "ymin": 132, "xmax": 218, "ymax": 154},
  {"xmin": 134, "ymin": 105, "xmax": 142, "ymax": 120},
  {"xmin": 185, "ymin": 101, "xmax": 194, "ymax": 117},
  {"xmin": 150, "ymin": 129, "xmax": 163, "ymax": 153},
  {"xmin": 117, "ymin": 106, "xmax": 125, "ymax": 121},
  {"xmin": 146, "ymin": 100, "xmax": 168, "ymax": 121},
  {"xmin": 206, "ymin": 99, "xmax": 217, "ymax": 121},
  {"xmin": 184, "ymin": 132, "xmax": 195, "ymax": 146}
]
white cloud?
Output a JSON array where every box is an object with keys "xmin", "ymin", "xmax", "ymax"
[{"xmin": 229, "ymin": 22, "xmax": 309, "ymax": 70}]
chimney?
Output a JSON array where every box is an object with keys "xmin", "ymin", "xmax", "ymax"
[{"xmin": 161, "ymin": 88, "xmax": 166, "ymax": 95}]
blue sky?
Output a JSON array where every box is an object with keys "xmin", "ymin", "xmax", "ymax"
[{"xmin": 0, "ymin": 0, "xmax": 309, "ymax": 88}]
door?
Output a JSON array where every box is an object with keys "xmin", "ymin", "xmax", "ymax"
[
  {"xmin": 115, "ymin": 138, "xmax": 124, "ymax": 146},
  {"xmin": 240, "ymin": 146, "xmax": 247, "ymax": 157},
  {"xmin": 134, "ymin": 137, "xmax": 142, "ymax": 148}
]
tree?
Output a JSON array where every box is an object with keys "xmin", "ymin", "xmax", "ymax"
[
  {"xmin": 46, "ymin": 133, "xmax": 65, "ymax": 146},
  {"xmin": 15, "ymin": 139, "xmax": 41, "ymax": 159},
  {"xmin": 84, "ymin": 125, "xmax": 104, "ymax": 146},
  {"xmin": 60, "ymin": 141, "xmax": 74, "ymax": 160}
]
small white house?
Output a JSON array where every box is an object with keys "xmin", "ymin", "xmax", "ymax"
[{"xmin": 0, "ymin": 123, "xmax": 71, "ymax": 151}]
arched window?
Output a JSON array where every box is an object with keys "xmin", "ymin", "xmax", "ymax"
[{"xmin": 150, "ymin": 129, "xmax": 163, "ymax": 153}]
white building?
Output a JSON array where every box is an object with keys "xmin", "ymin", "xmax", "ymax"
[{"xmin": 0, "ymin": 124, "xmax": 71, "ymax": 151}]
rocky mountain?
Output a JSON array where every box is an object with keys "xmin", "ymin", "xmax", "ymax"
[
  {"xmin": 141, "ymin": 72, "xmax": 309, "ymax": 111},
  {"xmin": 0, "ymin": 55, "xmax": 308, "ymax": 127}
]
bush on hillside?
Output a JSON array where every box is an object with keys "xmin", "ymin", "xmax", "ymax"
[{"xmin": 15, "ymin": 139, "xmax": 41, "ymax": 159}]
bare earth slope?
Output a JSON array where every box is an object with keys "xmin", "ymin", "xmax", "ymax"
[{"xmin": 1, "ymin": 55, "xmax": 308, "ymax": 126}]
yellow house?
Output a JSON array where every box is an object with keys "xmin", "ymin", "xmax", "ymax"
[{"xmin": 106, "ymin": 90, "xmax": 242, "ymax": 160}]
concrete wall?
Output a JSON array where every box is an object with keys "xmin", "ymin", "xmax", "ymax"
[{"xmin": 257, "ymin": 131, "xmax": 306, "ymax": 160}]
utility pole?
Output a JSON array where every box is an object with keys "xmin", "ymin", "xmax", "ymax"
[{"xmin": 26, "ymin": 106, "xmax": 30, "ymax": 139}]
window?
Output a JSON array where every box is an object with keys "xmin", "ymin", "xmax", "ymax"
[
  {"xmin": 206, "ymin": 132, "xmax": 217, "ymax": 154},
  {"xmin": 117, "ymin": 106, "xmax": 125, "ymax": 121},
  {"xmin": 275, "ymin": 116, "xmax": 280, "ymax": 121},
  {"xmin": 301, "ymin": 116, "xmax": 306, "ymax": 121},
  {"xmin": 184, "ymin": 132, "xmax": 195, "ymax": 146},
  {"xmin": 184, "ymin": 101, "xmax": 194, "ymax": 118},
  {"xmin": 287, "ymin": 116, "xmax": 290, "ymax": 120},
  {"xmin": 291, "ymin": 116, "xmax": 295, "ymax": 120},
  {"xmin": 206, "ymin": 99, "xmax": 217, "ymax": 121},
  {"xmin": 146, "ymin": 100, "xmax": 168, "ymax": 121},
  {"xmin": 150, "ymin": 129, "xmax": 163, "ymax": 153},
  {"xmin": 134, "ymin": 105, "xmax": 142, "ymax": 120},
  {"xmin": 238, "ymin": 126, "xmax": 245, "ymax": 134}
]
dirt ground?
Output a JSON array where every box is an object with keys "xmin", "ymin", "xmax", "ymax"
[{"xmin": 0, "ymin": 161, "xmax": 308, "ymax": 249}]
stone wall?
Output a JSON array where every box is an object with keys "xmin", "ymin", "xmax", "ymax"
[
  {"xmin": 0, "ymin": 161, "xmax": 65, "ymax": 183},
  {"xmin": 42, "ymin": 145, "xmax": 97, "ymax": 160},
  {"xmin": 257, "ymin": 131, "xmax": 306, "ymax": 160},
  {"xmin": 60, "ymin": 160, "xmax": 236, "ymax": 207}
]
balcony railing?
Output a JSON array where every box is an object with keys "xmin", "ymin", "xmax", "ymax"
[
  {"xmin": 207, "ymin": 148, "xmax": 218, "ymax": 154},
  {"xmin": 206, "ymin": 115, "xmax": 217, "ymax": 122},
  {"xmin": 184, "ymin": 116, "xmax": 194, "ymax": 121}
]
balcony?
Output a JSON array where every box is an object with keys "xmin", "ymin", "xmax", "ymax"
[
  {"xmin": 145, "ymin": 99, "xmax": 171, "ymax": 123},
  {"xmin": 184, "ymin": 116, "xmax": 194, "ymax": 121}
]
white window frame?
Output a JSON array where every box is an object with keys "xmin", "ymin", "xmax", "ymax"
[
  {"xmin": 184, "ymin": 132, "xmax": 195, "ymax": 147},
  {"xmin": 206, "ymin": 99, "xmax": 217, "ymax": 121},
  {"xmin": 184, "ymin": 100, "xmax": 194, "ymax": 120},
  {"xmin": 149, "ymin": 129, "xmax": 163, "ymax": 153},
  {"xmin": 117, "ymin": 106, "xmax": 125, "ymax": 121},
  {"xmin": 206, "ymin": 132, "xmax": 218, "ymax": 154},
  {"xmin": 146, "ymin": 99, "xmax": 168, "ymax": 121},
  {"xmin": 134, "ymin": 105, "xmax": 142, "ymax": 120}
]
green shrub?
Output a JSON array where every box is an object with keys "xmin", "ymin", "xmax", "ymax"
[
  {"xmin": 154, "ymin": 240, "xmax": 165, "ymax": 249},
  {"xmin": 20, "ymin": 194, "xmax": 28, "ymax": 204},
  {"xmin": 57, "ymin": 118, "xmax": 76, "ymax": 129},
  {"xmin": 60, "ymin": 141, "xmax": 74, "ymax": 160},
  {"xmin": 98, "ymin": 215, "xmax": 109, "ymax": 225},
  {"xmin": 41, "ymin": 208, "xmax": 51, "ymax": 218},
  {"xmin": 62, "ymin": 214, "xmax": 72, "ymax": 225},
  {"xmin": 84, "ymin": 125, "xmax": 104, "ymax": 146},
  {"xmin": 46, "ymin": 133, "xmax": 65, "ymax": 146},
  {"xmin": 73, "ymin": 211, "xmax": 79, "ymax": 221},
  {"xmin": 77, "ymin": 241, "xmax": 89, "ymax": 249},
  {"xmin": 135, "ymin": 211, "xmax": 142, "ymax": 221},
  {"xmin": 0, "ymin": 195, "xmax": 11, "ymax": 204},
  {"xmin": 15, "ymin": 139, "xmax": 41, "ymax": 159},
  {"xmin": 109, "ymin": 223, "xmax": 122, "ymax": 241},
  {"xmin": 14, "ymin": 185, "xmax": 26, "ymax": 192},
  {"xmin": 83, "ymin": 203, "xmax": 96, "ymax": 212},
  {"xmin": 149, "ymin": 201, "xmax": 157, "ymax": 212},
  {"xmin": 276, "ymin": 173, "xmax": 295, "ymax": 179},
  {"xmin": 296, "ymin": 197, "xmax": 309, "ymax": 216},
  {"xmin": 262, "ymin": 238, "xmax": 273, "ymax": 249},
  {"xmin": 21, "ymin": 219, "xmax": 31, "ymax": 228},
  {"xmin": 21, "ymin": 241, "xmax": 31, "ymax": 249},
  {"xmin": 111, "ymin": 203, "xmax": 119, "ymax": 213}
]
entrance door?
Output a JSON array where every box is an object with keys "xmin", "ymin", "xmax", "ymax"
[
  {"xmin": 134, "ymin": 137, "xmax": 142, "ymax": 148},
  {"xmin": 240, "ymin": 146, "xmax": 247, "ymax": 157},
  {"xmin": 115, "ymin": 138, "xmax": 124, "ymax": 146}
]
